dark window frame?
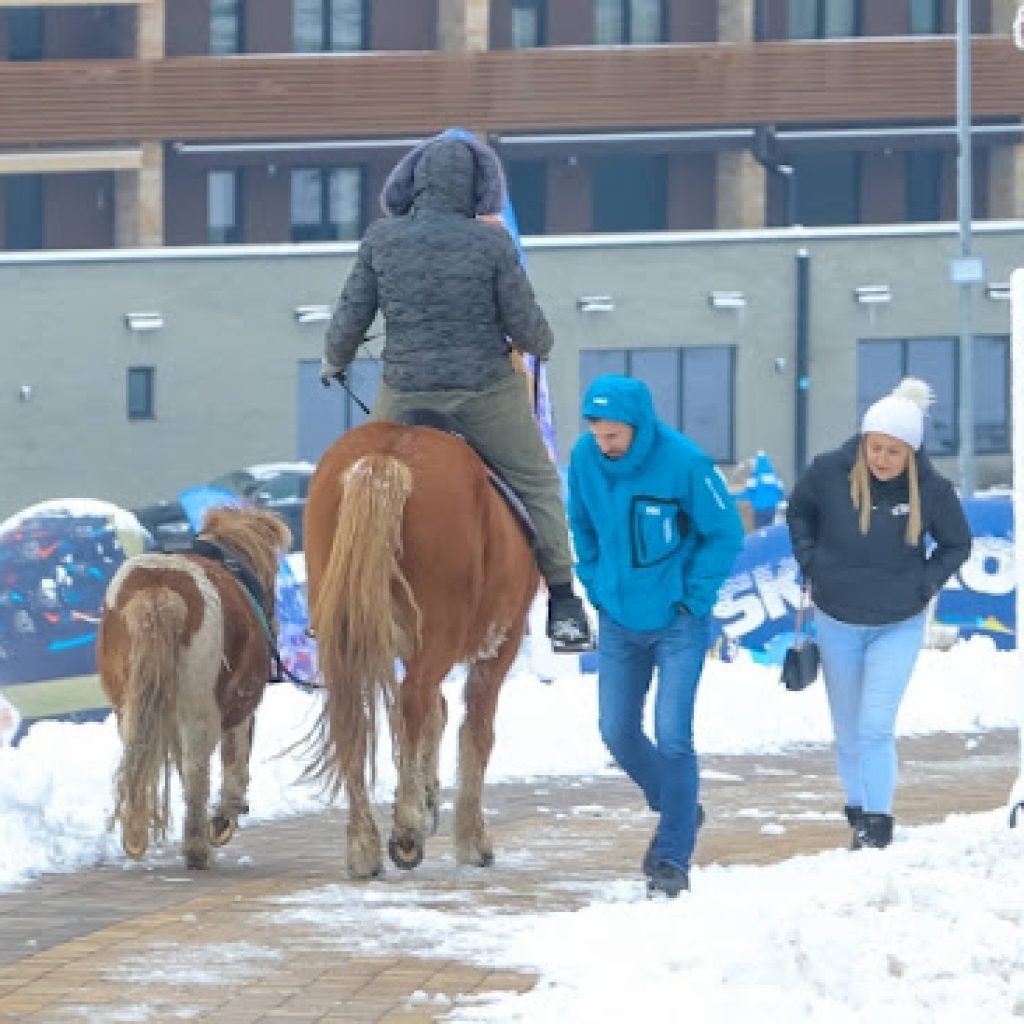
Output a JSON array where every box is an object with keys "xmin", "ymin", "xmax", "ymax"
[
  {"xmin": 207, "ymin": 168, "xmax": 244, "ymax": 244},
  {"xmin": 289, "ymin": 165, "xmax": 364, "ymax": 243},
  {"xmin": 857, "ymin": 335, "xmax": 1010, "ymax": 456},
  {"xmin": 594, "ymin": 0, "xmax": 668, "ymax": 44},
  {"xmin": 786, "ymin": 0, "xmax": 862, "ymax": 39},
  {"xmin": 511, "ymin": 0, "xmax": 547, "ymax": 47},
  {"xmin": 579, "ymin": 345, "xmax": 736, "ymax": 463},
  {"xmin": 210, "ymin": 0, "xmax": 246, "ymax": 54},
  {"xmin": 127, "ymin": 366, "xmax": 156, "ymax": 421},
  {"xmin": 294, "ymin": 0, "xmax": 369, "ymax": 52}
]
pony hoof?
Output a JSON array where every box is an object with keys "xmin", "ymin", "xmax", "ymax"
[
  {"xmin": 388, "ymin": 834, "xmax": 424, "ymax": 871},
  {"xmin": 208, "ymin": 814, "xmax": 237, "ymax": 847},
  {"xmin": 186, "ymin": 853, "xmax": 210, "ymax": 870}
]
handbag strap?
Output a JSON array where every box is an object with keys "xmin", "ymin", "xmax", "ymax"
[{"xmin": 793, "ymin": 588, "xmax": 813, "ymax": 645}]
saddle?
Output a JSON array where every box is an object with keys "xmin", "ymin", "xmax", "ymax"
[{"xmin": 393, "ymin": 408, "xmax": 538, "ymax": 549}]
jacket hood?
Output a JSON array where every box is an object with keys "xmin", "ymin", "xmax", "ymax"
[
  {"xmin": 379, "ymin": 129, "xmax": 507, "ymax": 218},
  {"xmin": 580, "ymin": 374, "xmax": 658, "ymax": 475}
]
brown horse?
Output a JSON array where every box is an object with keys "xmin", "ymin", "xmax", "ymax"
[
  {"xmin": 97, "ymin": 506, "xmax": 291, "ymax": 869},
  {"xmin": 303, "ymin": 421, "xmax": 539, "ymax": 878}
]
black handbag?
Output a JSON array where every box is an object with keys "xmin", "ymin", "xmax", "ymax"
[{"xmin": 781, "ymin": 591, "xmax": 820, "ymax": 692}]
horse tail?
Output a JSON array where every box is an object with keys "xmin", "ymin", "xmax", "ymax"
[
  {"xmin": 311, "ymin": 453, "xmax": 421, "ymax": 794},
  {"xmin": 113, "ymin": 587, "xmax": 187, "ymax": 859}
]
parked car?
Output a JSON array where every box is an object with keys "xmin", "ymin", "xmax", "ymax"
[{"xmin": 133, "ymin": 462, "xmax": 314, "ymax": 553}]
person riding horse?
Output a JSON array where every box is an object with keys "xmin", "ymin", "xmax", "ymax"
[{"xmin": 320, "ymin": 129, "xmax": 592, "ymax": 653}]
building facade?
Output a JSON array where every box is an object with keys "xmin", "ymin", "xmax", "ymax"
[
  {"xmin": 0, "ymin": 1, "xmax": 1021, "ymax": 519},
  {"xmin": 2, "ymin": 1, "xmax": 1023, "ymax": 250}
]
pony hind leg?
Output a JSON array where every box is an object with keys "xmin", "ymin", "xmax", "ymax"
[
  {"xmin": 389, "ymin": 665, "xmax": 447, "ymax": 871},
  {"xmin": 455, "ymin": 642, "xmax": 518, "ymax": 867},
  {"xmin": 344, "ymin": 726, "xmax": 383, "ymax": 879},
  {"xmin": 178, "ymin": 721, "xmax": 219, "ymax": 870},
  {"xmin": 210, "ymin": 714, "xmax": 256, "ymax": 848}
]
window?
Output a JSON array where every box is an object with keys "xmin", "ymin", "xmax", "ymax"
[
  {"xmin": 294, "ymin": 0, "xmax": 366, "ymax": 52},
  {"xmin": 594, "ymin": 0, "xmax": 665, "ymax": 44},
  {"xmin": 791, "ymin": 152, "xmax": 860, "ymax": 227},
  {"xmin": 906, "ymin": 151, "xmax": 943, "ymax": 222},
  {"xmin": 910, "ymin": 0, "xmax": 943, "ymax": 34},
  {"xmin": 207, "ymin": 170, "xmax": 243, "ymax": 244},
  {"xmin": 4, "ymin": 175, "xmax": 43, "ymax": 250},
  {"xmin": 8, "ymin": 9, "xmax": 44, "ymax": 60},
  {"xmin": 857, "ymin": 336, "xmax": 1009, "ymax": 455},
  {"xmin": 592, "ymin": 154, "xmax": 667, "ymax": 231},
  {"xmin": 787, "ymin": 0, "xmax": 859, "ymax": 39},
  {"xmin": 210, "ymin": 0, "xmax": 244, "ymax": 54},
  {"xmin": 127, "ymin": 367, "xmax": 155, "ymax": 421},
  {"xmin": 505, "ymin": 160, "xmax": 547, "ymax": 235},
  {"xmin": 290, "ymin": 167, "xmax": 362, "ymax": 242},
  {"xmin": 512, "ymin": 0, "xmax": 546, "ymax": 47},
  {"xmin": 579, "ymin": 346, "xmax": 735, "ymax": 461}
]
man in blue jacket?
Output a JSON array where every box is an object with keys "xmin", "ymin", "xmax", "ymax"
[{"xmin": 568, "ymin": 375, "xmax": 744, "ymax": 896}]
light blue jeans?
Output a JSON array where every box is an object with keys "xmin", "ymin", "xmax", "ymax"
[
  {"xmin": 815, "ymin": 608, "xmax": 926, "ymax": 814},
  {"xmin": 597, "ymin": 609, "xmax": 709, "ymax": 871}
]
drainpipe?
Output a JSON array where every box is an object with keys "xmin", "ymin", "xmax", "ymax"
[
  {"xmin": 795, "ymin": 249, "xmax": 811, "ymax": 477},
  {"xmin": 753, "ymin": 124, "xmax": 798, "ymax": 226}
]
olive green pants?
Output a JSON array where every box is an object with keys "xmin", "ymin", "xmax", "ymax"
[{"xmin": 372, "ymin": 374, "xmax": 573, "ymax": 587}]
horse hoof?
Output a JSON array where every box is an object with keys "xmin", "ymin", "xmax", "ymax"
[
  {"xmin": 388, "ymin": 834, "xmax": 424, "ymax": 871},
  {"xmin": 208, "ymin": 814, "xmax": 237, "ymax": 847},
  {"xmin": 186, "ymin": 853, "xmax": 210, "ymax": 870},
  {"xmin": 122, "ymin": 838, "xmax": 147, "ymax": 860}
]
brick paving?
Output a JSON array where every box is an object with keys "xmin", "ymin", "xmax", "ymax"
[{"xmin": 0, "ymin": 729, "xmax": 1017, "ymax": 1023}]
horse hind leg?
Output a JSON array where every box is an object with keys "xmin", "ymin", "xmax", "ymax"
[
  {"xmin": 389, "ymin": 668, "xmax": 446, "ymax": 871},
  {"xmin": 344, "ymin": 727, "xmax": 383, "ymax": 879},
  {"xmin": 455, "ymin": 645, "xmax": 517, "ymax": 867},
  {"xmin": 210, "ymin": 715, "xmax": 255, "ymax": 848}
]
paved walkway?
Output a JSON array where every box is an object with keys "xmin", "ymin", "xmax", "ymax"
[{"xmin": 0, "ymin": 729, "xmax": 1018, "ymax": 1023}]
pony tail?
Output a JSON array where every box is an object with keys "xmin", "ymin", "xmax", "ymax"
[
  {"xmin": 113, "ymin": 589, "xmax": 186, "ymax": 858},
  {"xmin": 906, "ymin": 451, "xmax": 922, "ymax": 545},
  {"xmin": 309, "ymin": 454, "xmax": 421, "ymax": 796},
  {"xmin": 849, "ymin": 445, "xmax": 872, "ymax": 535}
]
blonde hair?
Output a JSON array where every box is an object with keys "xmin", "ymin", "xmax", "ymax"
[{"xmin": 849, "ymin": 441, "xmax": 922, "ymax": 545}]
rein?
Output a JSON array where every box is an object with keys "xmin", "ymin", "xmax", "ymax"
[{"xmin": 190, "ymin": 537, "xmax": 321, "ymax": 692}]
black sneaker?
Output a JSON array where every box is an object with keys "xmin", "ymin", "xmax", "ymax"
[
  {"xmin": 546, "ymin": 595, "xmax": 594, "ymax": 653},
  {"xmin": 646, "ymin": 861, "xmax": 690, "ymax": 898},
  {"xmin": 642, "ymin": 804, "xmax": 705, "ymax": 877}
]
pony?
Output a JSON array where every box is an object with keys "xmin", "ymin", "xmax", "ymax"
[
  {"xmin": 97, "ymin": 505, "xmax": 292, "ymax": 869},
  {"xmin": 303, "ymin": 421, "xmax": 540, "ymax": 877}
]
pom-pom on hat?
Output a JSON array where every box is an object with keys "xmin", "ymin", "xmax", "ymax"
[{"xmin": 861, "ymin": 377, "xmax": 934, "ymax": 451}]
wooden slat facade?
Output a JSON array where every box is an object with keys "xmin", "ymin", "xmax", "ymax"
[{"xmin": 0, "ymin": 38, "xmax": 1021, "ymax": 148}]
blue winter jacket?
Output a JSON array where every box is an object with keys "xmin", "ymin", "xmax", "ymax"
[{"xmin": 567, "ymin": 375, "xmax": 745, "ymax": 631}]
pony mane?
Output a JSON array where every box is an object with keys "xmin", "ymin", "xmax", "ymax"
[{"xmin": 198, "ymin": 506, "xmax": 291, "ymax": 598}]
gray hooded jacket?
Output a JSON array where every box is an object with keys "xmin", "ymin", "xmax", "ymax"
[{"xmin": 325, "ymin": 134, "xmax": 554, "ymax": 392}]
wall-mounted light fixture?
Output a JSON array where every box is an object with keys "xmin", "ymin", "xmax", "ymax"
[
  {"xmin": 709, "ymin": 290, "xmax": 746, "ymax": 310},
  {"xmin": 18, "ymin": 384, "xmax": 33, "ymax": 402},
  {"xmin": 294, "ymin": 304, "xmax": 332, "ymax": 324},
  {"xmin": 984, "ymin": 281, "xmax": 1011, "ymax": 301},
  {"xmin": 576, "ymin": 296, "xmax": 615, "ymax": 313},
  {"xmin": 124, "ymin": 311, "xmax": 164, "ymax": 332},
  {"xmin": 853, "ymin": 285, "xmax": 891, "ymax": 305}
]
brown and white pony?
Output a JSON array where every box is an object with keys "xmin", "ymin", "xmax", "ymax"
[
  {"xmin": 303, "ymin": 421, "xmax": 539, "ymax": 877},
  {"xmin": 97, "ymin": 506, "xmax": 291, "ymax": 869}
]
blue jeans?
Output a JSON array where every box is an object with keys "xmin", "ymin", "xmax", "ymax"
[
  {"xmin": 815, "ymin": 608, "xmax": 926, "ymax": 815},
  {"xmin": 597, "ymin": 609, "xmax": 709, "ymax": 872}
]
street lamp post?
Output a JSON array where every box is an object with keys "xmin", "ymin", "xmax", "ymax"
[{"xmin": 954, "ymin": 0, "xmax": 979, "ymax": 497}]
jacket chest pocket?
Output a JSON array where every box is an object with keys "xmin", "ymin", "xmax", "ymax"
[{"xmin": 630, "ymin": 496, "xmax": 688, "ymax": 568}]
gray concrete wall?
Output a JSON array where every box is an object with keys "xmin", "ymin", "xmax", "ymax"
[{"xmin": 1, "ymin": 223, "xmax": 1018, "ymax": 520}]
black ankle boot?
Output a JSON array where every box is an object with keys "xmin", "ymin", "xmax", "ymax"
[
  {"xmin": 844, "ymin": 805, "xmax": 864, "ymax": 851},
  {"xmin": 856, "ymin": 812, "xmax": 894, "ymax": 849}
]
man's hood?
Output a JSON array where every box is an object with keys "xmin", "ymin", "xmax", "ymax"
[
  {"xmin": 379, "ymin": 129, "xmax": 506, "ymax": 218},
  {"xmin": 580, "ymin": 375, "xmax": 658, "ymax": 475}
]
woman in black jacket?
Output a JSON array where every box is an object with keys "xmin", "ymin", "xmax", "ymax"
[{"xmin": 786, "ymin": 378, "xmax": 971, "ymax": 849}]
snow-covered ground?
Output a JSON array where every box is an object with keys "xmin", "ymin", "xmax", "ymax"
[{"xmin": 1, "ymin": 623, "xmax": 1022, "ymax": 1022}]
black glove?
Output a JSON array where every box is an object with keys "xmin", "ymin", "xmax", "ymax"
[{"xmin": 320, "ymin": 358, "xmax": 347, "ymax": 388}]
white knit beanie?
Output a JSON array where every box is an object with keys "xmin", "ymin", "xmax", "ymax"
[{"xmin": 861, "ymin": 377, "xmax": 934, "ymax": 451}]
